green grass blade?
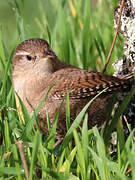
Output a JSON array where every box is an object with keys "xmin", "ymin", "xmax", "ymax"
[
  {"xmin": 61, "ymin": 88, "xmax": 108, "ymax": 150},
  {"xmin": 59, "ymin": 147, "xmax": 76, "ymax": 172},
  {"xmin": 30, "ymin": 132, "xmax": 41, "ymax": 180}
]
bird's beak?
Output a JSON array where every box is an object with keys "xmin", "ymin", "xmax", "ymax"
[
  {"xmin": 47, "ymin": 55, "xmax": 55, "ymax": 59},
  {"xmin": 45, "ymin": 51, "xmax": 56, "ymax": 59}
]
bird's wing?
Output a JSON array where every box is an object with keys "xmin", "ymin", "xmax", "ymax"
[{"xmin": 49, "ymin": 68, "xmax": 130, "ymax": 99}]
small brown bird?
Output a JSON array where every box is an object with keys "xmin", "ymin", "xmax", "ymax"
[{"xmin": 12, "ymin": 38, "xmax": 133, "ymax": 137}]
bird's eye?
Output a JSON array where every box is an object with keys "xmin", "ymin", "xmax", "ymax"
[{"xmin": 26, "ymin": 55, "xmax": 32, "ymax": 61}]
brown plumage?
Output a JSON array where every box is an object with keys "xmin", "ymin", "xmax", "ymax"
[{"xmin": 12, "ymin": 38, "xmax": 133, "ymax": 137}]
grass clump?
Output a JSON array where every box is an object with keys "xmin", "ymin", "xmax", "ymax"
[{"xmin": 0, "ymin": 0, "xmax": 135, "ymax": 179}]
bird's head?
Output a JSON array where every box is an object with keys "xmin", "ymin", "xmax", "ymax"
[{"xmin": 12, "ymin": 38, "xmax": 57, "ymax": 75}]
